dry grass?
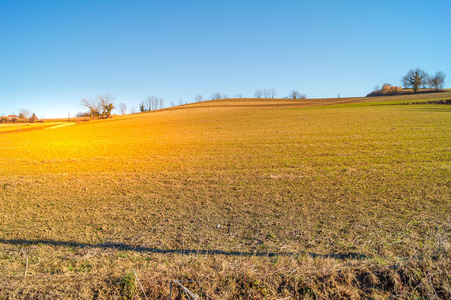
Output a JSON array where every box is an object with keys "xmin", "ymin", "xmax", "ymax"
[{"xmin": 0, "ymin": 94, "xmax": 450, "ymax": 298}]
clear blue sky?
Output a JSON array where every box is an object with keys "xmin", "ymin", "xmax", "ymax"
[{"xmin": 1, "ymin": 0, "xmax": 450, "ymax": 118}]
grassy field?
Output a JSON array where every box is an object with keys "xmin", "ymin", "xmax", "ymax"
[{"xmin": 0, "ymin": 94, "xmax": 450, "ymax": 299}]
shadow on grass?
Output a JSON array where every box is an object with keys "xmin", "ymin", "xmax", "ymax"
[{"xmin": 0, "ymin": 238, "xmax": 369, "ymax": 260}]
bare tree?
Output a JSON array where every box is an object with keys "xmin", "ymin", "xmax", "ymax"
[
  {"xmin": 178, "ymin": 99, "xmax": 183, "ymax": 106},
  {"xmin": 80, "ymin": 94, "xmax": 114, "ymax": 118},
  {"xmin": 254, "ymin": 89, "xmax": 263, "ymax": 98},
  {"xmin": 119, "ymin": 103, "xmax": 127, "ymax": 115},
  {"xmin": 289, "ymin": 90, "xmax": 300, "ymax": 99},
  {"xmin": 429, "ymin": 71, "xmax": 446, "ymax": 89},
  {"xmin": 142, "ymin": 96, "xmax": 164, "ymax": 111},
  {"xmin": 210, "ymin": 92, "xmax": 222, "ymax": 100},
  {"xmin": 289, "ymin": 90, "xmax": 306, "ymax": 99},
  {"xmin": 97, "ymin": 94, "xmax": 115, "ymax": 118},
  {"xmin": 194, "ymin": 95, "xmax": 203, "ymax": 102},
  {"xmin": 18, "ymin": 108, "xmax": 31, "ymax": 119},
  {"xmin": 401, "ymin": 68, "xmax": 428, "ymax": 93},
  {"xmin": 130, "ymin": 107, "xmax": 136, "ymax": 114},
  {"xmin": 170, "ymin": 101, "xmax": 175, "ymax": 107},
  {"xmin": 269, "ymin": 89, "xmax": 276, "ymax": 98},
  {"xmin": 81, "ymin": 97, "xmax": 100, "ymax": 117},
  {"xmin": 235, "ymin": 93, "xmax": 243, "ymax": 98}
]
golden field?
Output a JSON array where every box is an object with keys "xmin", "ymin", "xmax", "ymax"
[{"xmin": 0, "ymin": 93, "xmax": 450, "ymax": 299}]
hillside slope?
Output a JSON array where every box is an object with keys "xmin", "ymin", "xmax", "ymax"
[{"xmin": 0, "ymin": 96, "xmax": 450, "ymax": 299}]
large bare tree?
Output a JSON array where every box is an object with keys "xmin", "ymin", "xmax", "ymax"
[
  {"xmin": 401, "ymin": 68, "xmax": 428, "ymax": 93},
  {"xmin": 81, "ymin": 94, "xmax": 115, "ymax": 118},
  {"xmin": 97, "ymin": 94, "xmax": 115, "ymax": 118}
]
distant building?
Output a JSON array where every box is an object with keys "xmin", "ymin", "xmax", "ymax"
[{"xmin": 8, "ymin": 115, "xmax": 18, "ymax": 121}]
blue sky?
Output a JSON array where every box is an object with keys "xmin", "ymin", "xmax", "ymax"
[{"xmin": 1, "ymin": 0, "xmax": 450, "ymax": 118}]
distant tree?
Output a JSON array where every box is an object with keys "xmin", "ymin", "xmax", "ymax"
[
  {"xmin": 270, "ymin": 89, "xmax": 276, "ymax": 98},
  {"xmin": 170, "ymin": 101, "xmax": 175, "ymax": 107},
  {"xmin": 97, "ymin": 94, "xmax": 115, "ymax": 118},
  {"xmin": 81, "ymin": 97, "xmax": 100, "ymax": 117},
  {"xmin": 429, "ymin": 71, "xmax": 446, "ymax": 89},
  {"xmin": 178, "ymin": 99, "xmax": 183, "ymax": 106},
  {"xmin": 401, "ymin": 68, "xmax": 428, "ymax": 93},
  {"xmin": 76, "ymin": 111, "xmax": 91, "ymax": 118},
  {"xmin": 119, "ymin": 103, "xmax": 127, "ymax": 115},
  {"xmin": 18, "ymin": 108, "xmax": 31, "ymax": 120},
  {"xmin": 289, "ymin": 90, "xmax": 301, "ymax": 99},
  {"xmin": 194, "ymin": 95, "xmax": 203, "ymax": 102},
  {"xmin": 254, "ymin": 89, "xmax": 263, "ymax": 98},
  {"xmin": 130, "ymin": 107, "xmax": 136, "ymax": 114},
  {"xmin": 374, "ymin": 85, "xmax": 380, "ymax": 91},
  {"xmin": 141, "ymin": 96, "xmax": 164, "ymax": 111},
  {"xmin": 235, "ymin": 93, "xmax": 243, "ymax": 98},
  {"xmin": 299, "ymin": 93, "xmax": 307, "ymax": 99},
  {"xmin": 29, "ymin": 113, "xmax": 38, "ymax": 122},
  {"xmin": 210, "ymin": 92, "xmax": 222, "ymax": 100}
]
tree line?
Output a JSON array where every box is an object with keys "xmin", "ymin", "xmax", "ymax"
[
  {"xmin": 0, "ymin": 109, "xmax": 39, "ymax": 123},
  {"xmin": 79, "ymin": 94, "xmax": 165, "ymax": 118},
  {"xmin": 401, "ymin": 69, "xmax": 445, "ymax": 92},
  {"xmin": 368, "ymin": 69, "xmax": 446, "ymax": 97},
  {"xmin": 203, "ymin": 89, "xmax": 306, "ymax": 101},
  {"xmin": 78, "ymin": 88, "xmax": 309, "ymax": 118},
  {"xmin": 139, "ymin": 97, "xmax": 164, "ymax": 112}
]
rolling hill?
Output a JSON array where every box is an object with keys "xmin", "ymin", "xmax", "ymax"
[{"xmin": 1, "ymin": 93, "xmax": 450, "ymax": 299}]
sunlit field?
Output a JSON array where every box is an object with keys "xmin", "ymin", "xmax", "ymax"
[
  {"xmin": 1, "ymin": 94, "xmax": 450, "ymax": 299},
  {"xmin": 0, "ymin": 122, "xmax": 71, "ymax": 134}
]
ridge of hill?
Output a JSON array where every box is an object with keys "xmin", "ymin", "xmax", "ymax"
[{"xmin": 164, "ymin": 90, "xmax": 451, "ymax": 111}]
